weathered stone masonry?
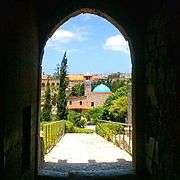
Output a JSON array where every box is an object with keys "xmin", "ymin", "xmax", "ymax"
[{"xmin": 1, "ymin": 1, "xmax": 179, "ymax": 180}]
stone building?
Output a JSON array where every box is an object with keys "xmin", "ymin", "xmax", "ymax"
[
  {"xmin": 68, "ymin": 75, "xmax": 112, "ymax": 112},
  {"xmin": 41, "ymin": 74, "xmax": 107, "ymax": 92},
  {"xmin": 41, "ymin": 74, "xmax": 112, "ymax": 113}
]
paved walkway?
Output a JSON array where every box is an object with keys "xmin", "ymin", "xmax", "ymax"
[{"xmin": 40, "ymin": 133, "xmax": 133, "ymax": 177}]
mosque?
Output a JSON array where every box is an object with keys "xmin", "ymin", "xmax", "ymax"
[
  {"xmin": 41, "ymin": 74, "xmax": 113, "ymax": 113},
  {"xmin": 67, "ymin": 74, "xmax": 112, "ymax": 112}
]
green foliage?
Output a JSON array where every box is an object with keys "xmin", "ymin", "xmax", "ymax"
[
  {"xmin": 109, "ymin": 96, "xmax": 128, "ymax": 122},
  {"xmin": 84, "ymin": 84, "xmax": 130, "ymax": 123},
  {"xmin": 87, "ymin": 106, "xmax": 104, "ymax": 124},
  {"xmin": 67, "ymin": 111, "xmax": 87, "ymax": 127},
  {"xmin": 41, "ymin": 81, "xmax": 52, "ymax": 122},
  {"xmin": 74, "ymin": 127, "xmax": 94, "ymax": 133},
  {"xmin": 65, "ymin": 121, "xmax": 75, "ymax": 133},
  {"xmin": 105, "ymin": 86, "xmax": 128, "ymax": 106},
  {"xmin": 107, "ymin": 72, "xmax": 122, "ymax": 79},
  {"xmin": 40, "ymin": 120, "xmax": 65, "ymax": 154},
  {"xmin": 57, "ymin": 52, "xmax": 69, "ymax": 120},
  {"xmin": 53, "ymin": 64, "xmax": 61, "ymax": 77},
  {"xmin": 100, "ymin": 86, "xmax": 128, "ymax": 122},
  {"xmin": 67, "ymin": 111, "xmax": 81, "ymax": 125},
  {"xmin": 96, "ymin": 121, "xmax": 123, "ymax": 141},
  {"xmin": 111, "ymin": 79, "xmax": 130, "ymax": 92},
  {"xmin": 65, "ymin": 121, "xmax": 94, "ymax": 133},
  {"xmin": 70, "ymin": 83, "xmax": 84, "ymax": 97},
  {"xmin": 51, "ymin": 92, "xmax": 57, "ymax": 106},
  {"xmin": 78, "ymin": 116, "xmax": 87, "ymax": 128}
]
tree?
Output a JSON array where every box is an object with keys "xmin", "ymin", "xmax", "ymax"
[
  {"xmin": 111, "ymin": 79, "xmax": 126, "ymax": 92},
  {"xmin": 53, "ymin": 63, "xmax": 60, "ymax": 77},
  {"xmin": 105, "ymin": 86, "xmax": 128, "ymax": 107},
  {"xmin": 87, "ymin": 106, "xmax": 105, "ymax": 124},
  {"xmin": 51, "ymin": 85, "xmax": 58, "ymax": 106},
  {"xmin": 41, "ymin": 80, "xmax": 52, "ymax": 121},
  {"xmin": 109, "ymin": 96, "xmax": 128, "ymax": 122},
  {"xmin": 70, "ymin": 83, "xmax": 84, "ymax": 97},
  {"xmin": 108, "ymin": 72, "xmax": 121, "ymax": 79},
  {"xmin": 67, "ymin": 110, "xmax": 87, "ymax": 127},
  {"xmin": 51, "ymin": 92, "xmax": 57, "ymax": 106},
  {"xmin": 57, "ymin": 52, "xmax": 69, "ymax": 120},
  {"xmin": 101, "ymin": 86, "xmax": 129, "ymax": 122}
]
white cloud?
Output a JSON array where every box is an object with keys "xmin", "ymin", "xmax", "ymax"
[
  {"xmin": 103, "ymin": 34, "xmax": 130, "ymax": 54},
  {"xmin": 47, "ymin": 28, "xmax": 88, "ymax": 44},
  {"xmin": 45, "ymin": 28, "xmax": 89, "ymax": 54},
  {"xmin": 51, "ymin": 29, "xmax": 75, "ymax": 43}
]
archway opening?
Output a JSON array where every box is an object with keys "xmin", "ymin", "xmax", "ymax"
[{"xmin": 38, "ymin": 11, "xmax": 134, "ymax": 178}]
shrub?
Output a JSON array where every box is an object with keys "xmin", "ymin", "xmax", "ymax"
[
  {"xmin": 65, "ymin": 121, "xmax": 94, "ymax": 133},
  {"xmin": 86, "ymin": 106, "xmax": 104, "ymax": 125},
  {"xmin": 74, "ymin": 127, "xmax": 94, "ymax": 133},
  {"xmin": 67, "ymin": 111, "xmax": 87, "ymax": 127},
  {"xmin": 96, "ymin": 121, "xmax": 123, "ymax": 142},
  {"xmin": 76, "ymin": 116, "xmax": 87, "ymax": 128},
  {"xmin": 40, "ymin": 120, "xmax": 65, "ymax": 154},
  {"xmin": 65, "ymin": 121, "xmax": 75, "ymax": 133}
]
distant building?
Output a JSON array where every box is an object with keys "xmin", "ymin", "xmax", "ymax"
[
  {"xmin": 41, "ymin": 73, "xmax": 131, "ymax": 113},
  {"xmin": 41, "ymin": 74, "xmax": 106, "ymax": 92},
  {"xmin": 41, "ymin": 73, "xmax": 131, "ymax": 90},
  {"xmin": 67, "ymin": 75, "xmax": 112, "ymax": 112}
]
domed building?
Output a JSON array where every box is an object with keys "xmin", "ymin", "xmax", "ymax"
[
  {"xmin": 93, "ymin": 84, "xmax": 111, "ymax": 93},
  {"xmin": 68, "ymin": 75, "xmax": 112, "ymax": 112}
]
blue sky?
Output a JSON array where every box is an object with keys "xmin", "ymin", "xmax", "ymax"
[{"xmin": 42, "ymin": 13, "xmax": 131, "ymax": 74}]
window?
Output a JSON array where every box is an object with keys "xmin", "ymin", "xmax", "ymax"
[
  {"xmin": 91, "ymin": 102, "xmax": 94, "ymax": 107},
  {"xmin": 69, "ymin": 101, "xmax": 72, "ymax": 105},
  {"xmin": 57, "ymin": 83, "xmax": 59, "ymax": 86},
  {"xmin": 80, "ymin": 101, "xmax": 82, "ymax": 105},
  {"xmin": 42, "ymin": 83, "xmax": 45, "ymax": 87},
  {"xmin": 52, "ymin": 83, "xmax": 55, "ymax": 86}
]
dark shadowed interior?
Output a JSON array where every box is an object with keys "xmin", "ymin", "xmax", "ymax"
[{"xmin": 1, "ymin": 1, "xmax": 179, "ymax": 180}]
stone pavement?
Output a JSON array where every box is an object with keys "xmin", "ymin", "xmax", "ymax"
[{"xmin": 39, "ymin": 133, "xmax": 133, "ymax": 177}]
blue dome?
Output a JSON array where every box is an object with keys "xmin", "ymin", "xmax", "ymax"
[{"xmin": 93, "ymin": 84, "xmax": 111, "ymax": 93}]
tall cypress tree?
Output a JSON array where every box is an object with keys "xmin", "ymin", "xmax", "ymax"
[
  {"xmin": 57, "ymin": 52, "xmax": 69, "ymax": 120},
  {"xmin": 41, "ymin": 79, "xmax": 52, "ymax": 121}
]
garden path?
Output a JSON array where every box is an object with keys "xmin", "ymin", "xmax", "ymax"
[{"xmin": 40, "ymin": 133, "xmax": 133, "ymax": 177}]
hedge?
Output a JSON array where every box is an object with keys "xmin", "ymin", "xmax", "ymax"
[
  {"xmin": 65, "ymin": 120, "xmax": 94, "ymax": 133},
  {"xmin": 40, "ymin": 120, "xmax": 65, "ymax": 154},
  {"xmin": 95, "ymin": 121, "xmax": 123, "ymax": 142},
  {"xmin": 74, "ymin": 127, "xmax": 94, "ymax": 133}
]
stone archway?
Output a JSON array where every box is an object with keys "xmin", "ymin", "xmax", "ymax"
[
  {"xmin": 37, "ymin": 5, "xmax": 146, "ymax": 176},
  {"xmin": 2, "ymin": 1, "xmax": 179, "ymax": 180}
]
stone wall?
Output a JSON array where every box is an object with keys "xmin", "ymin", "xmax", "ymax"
[
  {"xmin": 143, "ymin": 5, "xmax": 179, "ymax": 180},
  {"xmin": 1, "ymin": 1, "xmax": 179, "ymax": 180},
  {"xmin": 68, "ymin": 92, "xmax": 112, "ymax": 110},
  {"xmin": 2, "ymin": 1, "xmax": 39, "ymax": 180}
]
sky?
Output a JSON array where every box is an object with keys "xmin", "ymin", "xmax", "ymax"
[{"xmin": 42, "ymin": 13, "xmax": 131, "ymax": 75}]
